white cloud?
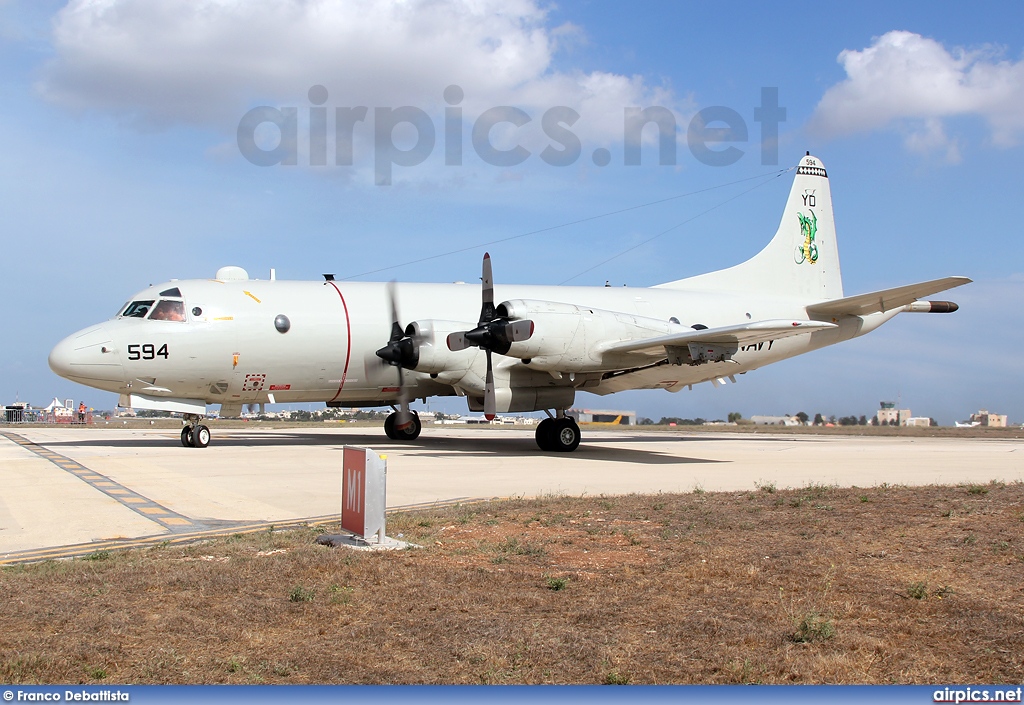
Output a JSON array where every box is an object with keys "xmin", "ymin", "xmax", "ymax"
[
  {"xmin": 36, "ymin": 0, "xmax": 683, "ymax": 147},
  {"xmin": 809, "ymin": 31, "xmax": 1024, "ymax": 156}
]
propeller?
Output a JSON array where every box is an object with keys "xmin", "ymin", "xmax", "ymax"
[
  {"xmin": 446, "ymin": 253, "xmax": 534, "ymax": 420},
  {"xmin": 374, "ymin": 281, "xmax": 415, "ymax": 430}
]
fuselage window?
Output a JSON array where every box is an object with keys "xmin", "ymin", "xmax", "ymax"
[
  {"xmin": 122, "ymin": 300, "xmax": 155, "ymax": 318},
  {"xmin": 149, "ymin": 300, "xmax": 187, "ymax": 322}
]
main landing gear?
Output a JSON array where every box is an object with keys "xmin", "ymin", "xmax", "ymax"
[
  {"xmin": 535, "ymin": 413, "xmax": 581, "ymax": 452},
  {"xmin": 181, "ymin": 414, "xmax": 211, "ymax": 448},
  {"xmin": 384, "ymin": 409, "xmax": 422, "ymax": 441}
]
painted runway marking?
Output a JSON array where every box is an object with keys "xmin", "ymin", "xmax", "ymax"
[
  {"xmin": 0, "ymin": 431, "xmax": 197, "ymax": 532},
  {"xmin": 0, "ymin": 497, "xmax": 489, "ymax": 565}
]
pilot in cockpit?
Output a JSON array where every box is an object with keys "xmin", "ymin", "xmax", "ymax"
[{"xmin": 148, "ymin": 300, "xmax": 186, "ymax": 321}]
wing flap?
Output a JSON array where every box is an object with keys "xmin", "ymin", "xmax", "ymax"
[
  {"xmin": 805, "ymin": 276, "xmax": 971, "ymax": 318},
  {"xmin": 602, "ymin": 319, "xmax": 837, "ymax": 357}
]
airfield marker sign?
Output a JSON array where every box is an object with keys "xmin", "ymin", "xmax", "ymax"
[{"xmin": 341, "ymin": 446, "xmax": 387, "ymax": 544}]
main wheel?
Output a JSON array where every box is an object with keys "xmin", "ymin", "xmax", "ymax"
[
  {"xmin": 535, "ymin": 418, "xmax": 556, "ymax": 451},
  {"xmin": 384, "ymin": 412, "xmax": 422, "ymax": 441},
  {"xmin": 193, "ymin": 424, "xmax": 211, "ymax": 448},
  {"xmin": 181, "ymin": 426, "xmax": 194, "ymax": 447},
  {"xmin": 550, "ymin": 418, "xmax": 581, "ymax": 452}
]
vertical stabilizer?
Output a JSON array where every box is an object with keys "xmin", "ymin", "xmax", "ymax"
[{"xmin": 658, "ymin": 154, "xmax": 843, "ymax": 300}]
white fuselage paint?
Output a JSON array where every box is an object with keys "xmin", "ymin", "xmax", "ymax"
[{"xmin": 48, "ymin": 277, "xmax": 883, "ymax": 411}]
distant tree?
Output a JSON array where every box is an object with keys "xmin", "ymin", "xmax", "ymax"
[
  {"xmin": 870, "ymin": 416, "xmax": 878, "ymax": 426},
  {"xmin": 638, "ymin": 417, "xmax": 653, "ymax": 425},
  {"xmin": 813, "ymin": 413, "xmax": 824, "ymax": 426},
  {"xmin": 795, "ymin": 411, "xmax": 809, "ymax": 425},
  {"xmin": 659, "ymin": 417, "xmax": 706, "ymax": 425},
  {"xmin": 727, "ymin": 412, "xmax": 742, "ymax": 423},
  {"xmin": 930, "ymin": 418, "xmax": 938, "ymax": 427},
  {"xmin": 137, "ymin": 409, "xmax": 173, "ymax": 418},
  {"xmin": 838, "ymin": 416, "xmax": 858, "ymax": 426},
  {"xmin": 828, "ymin": 415, "xmax": 837, "ymax": 425},
  {"xmin": 858, "ymin": 415, "xmax": 867, "ymax": 425}
]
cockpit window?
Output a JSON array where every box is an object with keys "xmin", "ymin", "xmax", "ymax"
[
  {"xmin": 122, "ymin": 300, "xmax": 155, "ymax": 318},
  {"xmin": 148, "ymin": 300, "xmax": 186, "ymax": 322},
  {"xmin": 159, "ymin": 287, "xmax": 182, "ymax": 297}
]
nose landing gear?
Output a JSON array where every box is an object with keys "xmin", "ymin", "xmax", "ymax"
[{"xmin": 181, "ymin": 414, "xmax": 211, "ymax": 448}]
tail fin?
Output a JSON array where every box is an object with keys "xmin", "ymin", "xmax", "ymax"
[{"xmin": 658, "ymin": 154, "xmax": 843, "ymax": 300}]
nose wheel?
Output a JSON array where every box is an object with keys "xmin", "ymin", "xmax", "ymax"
[
  {"xmin": 181, "ymin": 416, "xmax": 211, "ymax": 448},
  {"xmin": 535, "ymin": 415, "xmax": 581, "ymax": 452}
]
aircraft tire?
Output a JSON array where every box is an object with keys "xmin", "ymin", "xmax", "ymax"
[
  {"xmin": 193, "ymin": 425, "xmax": 211, "ymax": 448},
  {"xmin": 384, "ymin": 414, "xmax": 398, "ymax": 440},
  {"xmin": 385, "ymin": 412, "xmax": 421, "ymax": 441},
  {"xmin": 550, "ymin": 418, "xmax": 581, "ymax": 452},
  {"xmin": 181, "ymin": 427, "xmax": 193, "ymax": 447},
  {"xmin": 535, "ymin": 418, "xmax": 556, "ymax": 451}
]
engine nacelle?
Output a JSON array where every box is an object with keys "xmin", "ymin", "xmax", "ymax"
[
  {"xmin": 406, "ymin": 320, "xmax": 477, "ymax": 374},
  {"xmin": 495, "ymin": 299, "xmax": 678, "ymax": 372},
  {"xmin": 494, "ymin": 299, "xmax": 585, "ymax": 363},
  {"xmin": 466, "ymin": 386, "xmax": 575, "ymax": 413}
]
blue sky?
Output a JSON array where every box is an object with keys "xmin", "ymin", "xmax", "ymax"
[{"xmin": 2, "ymin": 0, "xmax": 1022, "ymax": 424}]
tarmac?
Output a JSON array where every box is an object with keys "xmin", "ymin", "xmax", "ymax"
[{"xmin": 2, "ymin": 425, "xmax": 1022, "ymax": 563}]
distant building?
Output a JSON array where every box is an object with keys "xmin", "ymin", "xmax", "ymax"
[
  {"xmin": 750, "ymin": 415, "xmax": 802, "ymax": 426},
  {"xmin": 435, "ymin": 415, "xmax": 538, "ymax": 426},
  {"xmin": 970, "ymin": 410, "xmax": 1007, "ymax": 427},
  {"xmin": 567, "ymin": 409, "xmax": 636, "ymax": 425},
  {"xmin": 905, "ymin": 417, "xmax": 932, "ymax": 427},
  {"xmin": 877, "ymin": 402, "xmax": 911, "ymax": 426}
]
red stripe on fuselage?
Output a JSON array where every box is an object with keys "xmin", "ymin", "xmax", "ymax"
[{"xmin": 326, "ymin": 282, "xmax": 352, "ymax": 403}]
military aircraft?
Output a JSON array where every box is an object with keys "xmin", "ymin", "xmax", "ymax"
[{"xmin": 49, "ymin": 154, "xmax": 969, "ymax": 451}]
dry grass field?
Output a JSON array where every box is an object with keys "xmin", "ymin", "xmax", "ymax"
[{"xmin": 2, "ymin": 482, "xmax": 1022, "ymax": 684}]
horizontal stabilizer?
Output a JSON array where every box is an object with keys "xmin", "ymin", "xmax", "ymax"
[
  {"xmin": 602, "ymin": 319, "xmax": 837, "ymax": 358},
  {"xmin": 805, "ymin": 276, "xmax": 971, "ymax": 318}
]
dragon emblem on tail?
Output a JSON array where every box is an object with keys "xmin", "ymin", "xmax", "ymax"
[{"xmin": 795, "ymin": 210, "xmax": 818, "ymax": 265}]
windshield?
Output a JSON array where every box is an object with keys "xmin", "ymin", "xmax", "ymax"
[
  {"xmin": 148, "ymin": 300, "xmax": 186, "ymax": 322},
  {"xmin": 122, "ymin": 300, "xmax": 155, "ymax": 318}
]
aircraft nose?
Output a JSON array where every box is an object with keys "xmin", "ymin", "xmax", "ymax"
[
  {"xmin": 49, "ymin": 324, "xmax": 123, "ymax": 384},
  {"xmin": 48, "ymin": 335, "xmax": 75, "ymax": 378}
]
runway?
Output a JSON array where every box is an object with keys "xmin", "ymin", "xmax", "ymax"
[{"xmin": 2, "ymin": 425, "xmax": 1021, "ymax": 562}]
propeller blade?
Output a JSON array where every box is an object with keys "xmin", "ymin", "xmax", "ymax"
[
  {"xmin": 395, "ymin": 365, "xmax": 413, "ymax": 430},
  {"xmin": 480, "ymin": 252, "xmax": 494, "ymax": 324},
  {"xmin": 447, "ymin": 332, "xmax": 470, "ymax": 351},
  {"xmin": 376, "ymin": 283, "xmax": 420, "ymax": 368},
  {"xmin": 386, "ymin": 281, "xmax": 401, "ymax": 335},
  {"xmin": 506, "ymin": 319, "xmax": 534, "ymax": 343},
  {"xmin": 383, "ymin": 280, "xmax": 413, "ymax": 430},
  {"xmin": 484, "ymin": 349, "xmax": 496, "ymax": 420}
]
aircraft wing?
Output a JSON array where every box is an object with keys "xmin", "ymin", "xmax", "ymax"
[
  {"xmin": 601, "ymin": 319, "xmax": 837, "ymax": 358},
  {"xmin": 805, "ymin": 276, "xmax": 971, "ymax": 318}
]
